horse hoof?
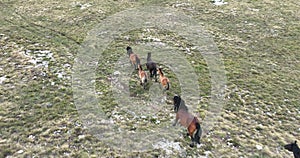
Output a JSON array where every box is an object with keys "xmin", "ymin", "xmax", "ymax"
[{"xmin": 189, "ymin": 144, "xmax": 195, "ymax": 148}]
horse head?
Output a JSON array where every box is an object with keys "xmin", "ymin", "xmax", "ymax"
[
  {"xmin": 126, "ymin": 46, "xmax": 133, "ymax": 55},
  {"xmin": 173, "ymin": 95, "xmax": 181, "ymax": 112},
  {"xmin": 284, "ymin": 141, "xmax": 298, "ymax": 152}
]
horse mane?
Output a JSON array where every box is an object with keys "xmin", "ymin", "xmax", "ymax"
[
  {"xmin": 179, "ymin": 99, "xmax": 189, "ymax": 111},
  {"xmin": 174, "ymin": 96, "xmax": 189, "ymax": 112}
]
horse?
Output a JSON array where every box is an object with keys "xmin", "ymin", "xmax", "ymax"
[
  {"xmin": 145, "ymin": 52, "xmax": 158, "ymax": 82},
  {"xmin": 138, "ymin": 64, "xmax": 148, "ymax": 89},
  {"xmin": 126, "ymin": 46, "xmax": 140, "ymax": 70},
  {"xmin": 173, "ymin": 95, "xmax": 202, "ymax": 147},
  {"xmin": 284, "ymin": 141, "xmax": 300, "ymax": 158},
  {"xmin": 157, "ymin": 67, "xmax": 170, "ymax": 91}
]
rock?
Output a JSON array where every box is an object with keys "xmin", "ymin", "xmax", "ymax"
[
  {"xmin": 61, "ymin": 143, "xmax": 69, "ymax": 149},
  {"xmin": 212, "ymin": 0, "xmax": 228, "ymax": 6},
  {"xmin": 42, "ymin": 102, "xmax": 53, "ymax": 108},
  {"xmin": 0, "ymin": 76, "xmax": 6, "ymax": 84},
  {"xmin": 256, "ymin": 144, "xmax": 263, "ymax": 150},
  {"xmin": 16, "ymin": 150, "xmax": 24, "ymax": 154},
  {"xmin": 113, "ymin": 71, "xmax": 120, "ymax": 76},
  {"xmin": 78, "ymin": 135, "xmax": 85, "ymax": 140}
]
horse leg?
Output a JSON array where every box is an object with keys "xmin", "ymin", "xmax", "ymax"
[
  {"xmin": 172, "ymin": 116, "xmax": 179, "ymax": 126},
  {"xmin": 189, "ymin": 132, "xmax": 198, "ymax": 147},
  {"xmin": 152, "ymin": 68, "xmax": 158, "ymax": 82},
  {"xmin": 150, "ymin": 69, "xmax": 155, "ymax": 78},
  {"xmin": 189, "ymin": 132, "xmax": 195, "ymax": 147},
  {"xmin": 188, "ymin": 122, "xmax": 197, "ymax": 147},
  {"xmin": 189, "ymin": 141, "xmax": 195, "ymax": 147},
  {"xmin": 193, "ymin": 121, "xmax": 202, "ymax": 144}
]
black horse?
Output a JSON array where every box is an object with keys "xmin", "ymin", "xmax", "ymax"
[
  {"xmin": 284, "ymin": 141, "xmax": 300, "ymax": 158},
  {"xmin": 173, "ymin": 95, "xmax": 202, "ymax": 147},
  {"xmin": 145, "ymin": 52, "xmax": 157, "ymax": 82}
]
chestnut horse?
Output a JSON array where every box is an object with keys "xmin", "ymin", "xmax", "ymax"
[
  {"xmin": 138, "ymin": 64, "xmax": 148, "ymax": 89},
  {"xmin": 284, "ymin": 141, "xmax": 300, "ymax": 158},
  {"xmin": 126, "ymin": 46, "xmax": 140, "ymax": 70},
  {"xmin": 157, "ymin": 67, "xmax": 170, "ymax": 91},
  {"xmin": 145, "ymin": 52, "xmax": 158, "ymax": 82},
  {"xmin": 173, "ymin": 95, "xmax": 202, "ymax": 147}
]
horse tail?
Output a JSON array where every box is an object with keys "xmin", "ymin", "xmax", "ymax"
[
  {"xmin": 194, "ymin": 122, "xmax": 202, "ymax": 144},
  {"xmin": 165, "ymin": 82, "xmax": 170, "ymax": 90}
]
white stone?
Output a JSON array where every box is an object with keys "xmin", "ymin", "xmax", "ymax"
[
  {"xmin": 256, "ymin": 145, "xmax": 263, "ymax": 150},
  {"xmin": 0, "ymin": 76, "xmax": 6, "ymax": 84}
]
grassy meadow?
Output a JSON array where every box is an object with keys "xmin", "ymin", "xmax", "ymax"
[{"xmin": 0, "ymin": 0, "xmax": 299, "ymax": 157}]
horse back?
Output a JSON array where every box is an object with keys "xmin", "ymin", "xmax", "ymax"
[
  {"xmin": 139, "ymin": 70, "xmax": 146, "ymax": 78},
  {"xmin": 176, "ymin": 110, "xmax": 195, "ymax": 128},
  {"xmin": 130, "ymin": 54, "xmax": 138, "ymax": 62},
  {"xmin": 161, "ymin": 77, "xmax": 169, "ymax": 85},
  {"xmin": 146, "ymin": 61, "xmax": 157, "ymax": 69}
]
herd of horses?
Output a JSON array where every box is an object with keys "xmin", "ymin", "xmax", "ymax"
[
  {"xmin": 126, "ymin": 46, "xmax": 201, "ymax": 147},
  {"xmin": 126, "ymin": 46, "xmax": 299, "ymax": 155}
]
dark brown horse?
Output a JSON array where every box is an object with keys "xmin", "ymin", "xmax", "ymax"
[
  {"xmin": 126, "ymin": 46, "xmax": 140, "ymax": 70},
  {"xmin": 138, "ymin": 64, "xmax": 147, "ymax": 89},
  {"xmin": 145, "ymin": 52, "xmax": 158, "ymax": 82},
  {"xmin": 157, "ymin": 67, "xmax": 170, "ymax": 91},
  {"xmin": 284, "ymin": 141, "xmax": 300, "ymax": 158},
  {"xmin": 173, "ymin": 95, "xmax": 202, "ymax": 147}
]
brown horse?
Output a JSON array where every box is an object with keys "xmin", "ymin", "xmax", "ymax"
[
  {"xmin": 173, "ymin": 95, "xmax": 202, "ymax": 147},
  {"xmin": 157, "ymin": 67, "xmax": 170, "ymax": 91},
  {"xmin": 138, "ymin": 64, "xmax": 148, "ymax": 89},
  {"xmin": 284, "ymin": 141, "xmax": 300, "ymax": 158},
  {"xmin": 145, "ymin": 52, "xmax": 158, "ymax": 82},
  {"xmin": 126, "ymin": 46, "xmax": 140, "ymax": 70}
]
